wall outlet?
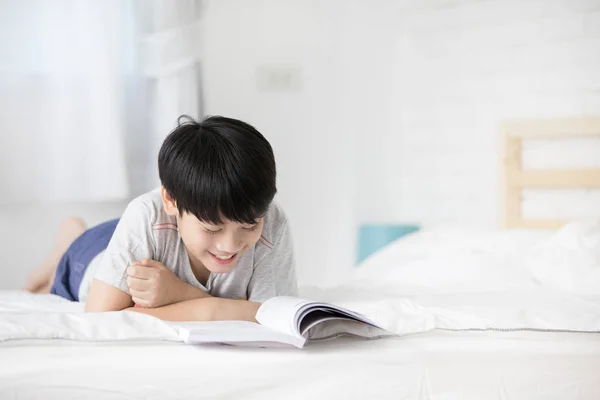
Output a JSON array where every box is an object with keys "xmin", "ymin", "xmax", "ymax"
[{"xmin": 256, "ymin": 64, "xmax": 302, "ymax": 92}]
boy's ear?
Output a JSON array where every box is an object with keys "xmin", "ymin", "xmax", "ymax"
[{"xmin": 160, "ymin": 186, "xmax": 179, "ymax": 217}]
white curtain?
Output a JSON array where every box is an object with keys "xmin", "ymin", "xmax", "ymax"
[
  {"xmin": 135, "ymin": 0, "xmax": 204, "ymax": 193},
  {"xmin": 0, "ymin": 0, "xmax": 203, "ymax": 203}
]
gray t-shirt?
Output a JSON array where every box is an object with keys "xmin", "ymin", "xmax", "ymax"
[{"xmin": 92, "ymin": 188, "xmax": 298, "ymax": 303}]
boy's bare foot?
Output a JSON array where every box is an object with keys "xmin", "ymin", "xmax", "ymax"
[{"xmin": 23, "ymin": 217, "xmax": 87, "ymax": 294}]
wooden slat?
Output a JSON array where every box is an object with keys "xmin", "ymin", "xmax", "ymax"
[
  {"xmin": 499, "ymin": 116, "xmax": 600, "ymax": 229},
  {"xmin": 500, "ymin": 136, "xmax": 522, "ymax": 228},
  {"xmin": 518, "ymin": 219, "xmax": 568, "ymax": 230},
  {"xmin": 501, "ymin": 117, "xmax": 600, "ymax": 139},
  {"xmin": 514, "ymin": 169, "xmax": 600, "ymax": 188}
]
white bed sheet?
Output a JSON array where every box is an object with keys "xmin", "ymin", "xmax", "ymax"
[
  {"xmin": 2, "ymin": 330, "xmax": 600, "ymax": 399},
  {"xmin": 2, "ymin": 286, "xmax": 600, "ymax": 399}
]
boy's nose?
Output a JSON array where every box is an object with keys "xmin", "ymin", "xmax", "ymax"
[{"xmin": 216, "ymin": 233, "xmax": 243, "ymax": 254}]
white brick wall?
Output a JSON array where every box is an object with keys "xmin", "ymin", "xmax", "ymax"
[{"xmin": 363, "ymin": 0, "xmax": 600, "ymax": 227}]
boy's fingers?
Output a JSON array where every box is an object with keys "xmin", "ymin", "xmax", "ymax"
[
  {"xmin": 131, "ymin": 295, "xmax": 149, "ymax": 308},
  {"xmin": 127, "ymin": 265, "xmax": 153, "ymax": 279},
  {"xmin": 132, "ymin": 259, "xmax": 164, "ymax": 269},
  {"xmin": 131, "ymin": 258, "xmax": 165, "ymax": 268},
  {"xmin": 129, "ymin": 288, "xmax": 147, "ymax": 300},
  {"xmin": 145, "ymin": 259, "xmax": 166, "ymax": 269},
  {"xmin": 126, "ymin": 276, "xmax": 150, "ymax": 290}
]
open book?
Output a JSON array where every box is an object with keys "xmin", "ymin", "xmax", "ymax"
[{"xmin": 169, "ymin": 296, "xmax": 388, "ymax": 349}]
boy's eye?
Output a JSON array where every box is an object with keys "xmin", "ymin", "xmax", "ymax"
[
  {"xmin": 243, "ymin": 225, "xmax": 258, "ymax": 232},
  {"xmin": 205, "ymin": 229, "xmax": 221, "ymax": 235}
]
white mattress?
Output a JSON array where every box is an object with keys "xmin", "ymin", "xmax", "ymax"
[
  {"xmin": 2, "ymin": 287, "xmax": 600, "ymax": 399},
  {"xmin": 2, "ymin": 330, "xmax": 600, "ymax": 399},
  {"xmin": 2, "ymin": 225, "xmax": 600, "ymax": 399}
]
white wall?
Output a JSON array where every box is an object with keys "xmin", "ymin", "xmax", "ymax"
[
  {"xmin": 201, "ymin": 0, "xmax": 600, "ymax": 286},
  {"xmin": 200, "ymin": 0, "xmax": 401, "ymax": 285},
  {"xmin": 378, "ymin": 0, "xmax": 600, "ymax": 226}
]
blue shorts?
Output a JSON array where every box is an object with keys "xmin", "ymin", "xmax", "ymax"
[{"xmin": 50, "ymin": 219, "xmax": 119, "ymax": 302}]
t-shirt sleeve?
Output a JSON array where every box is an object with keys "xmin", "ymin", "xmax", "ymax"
[
  {"xmin": 93, "ymin": 198, "xmax": 156, "ymax": 294},
  {"xmin": 247, "ymin": 220, "xmax": 298, "ymax": 303}
]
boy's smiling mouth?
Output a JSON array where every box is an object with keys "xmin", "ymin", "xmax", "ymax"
[{"xmin": 208, "ymin": 252, "xmax": 237, "ymax": 265}]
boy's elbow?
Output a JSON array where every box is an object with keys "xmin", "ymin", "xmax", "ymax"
[
  {"xmin": 84, "ymin": 302, "xmax": 101, "ymax": 312},
  {"xmin": 84, "ymin": 280, "xmax": 133, "ymax": 312}
]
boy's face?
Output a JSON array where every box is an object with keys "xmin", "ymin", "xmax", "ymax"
[
  {"xmin": 177, "ymin": 211, "xmax": 264, "ymax": 274},
  {"xmin": 161, "ymin": 187, "xmax": 264, "ymax": 275}
]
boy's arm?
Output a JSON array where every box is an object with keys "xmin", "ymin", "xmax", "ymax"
[
  {"xmin": 85, "ymin": 279, "xmax": 134, "ymax": 312},
  {"xmin": 85, "ymin": 263, "xmax": 209, "ymax": 312},
  {"xmin": 85, "ymin": 277, "xmax": 260, "ymax": 320},
  {"xmin": 86, "ymin": 197, "xmax": 157, "ymax": 311},
  {"xmin": 124, "ymin": 297, "xmax": 261, "ymax": 322},
  {"xmin": 125, "ymin": 259, "xmax": 210, "ymax": 308}
]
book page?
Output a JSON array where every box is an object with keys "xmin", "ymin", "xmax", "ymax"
[
  {"xmin": 296, "ymin": 302, "xmax": 381, "ymax": 327},
  {"xmin": 255, "ymin": 297, "xmax": 315, "ymax": 337},
  {"xmin": 298, "ymin": 311, "xmax": 352, "ymax": 336},
  {"xmin": 169, "ymin": 320, "xmax": 306, "ymax": 348},
  {"xmin": 257, "ymin": 296, "xmax": 385, "ymax": 337}
]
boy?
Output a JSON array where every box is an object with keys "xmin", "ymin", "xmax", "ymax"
[{"xmin": 25, "ymin": 116, "xmax": 297, "ymax": 322}]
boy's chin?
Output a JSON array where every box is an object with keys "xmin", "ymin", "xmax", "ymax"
[{"xmin": 206, "ymin": 263, "xmax": 237, "ymax": 274}]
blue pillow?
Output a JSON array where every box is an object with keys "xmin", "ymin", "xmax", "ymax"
[{"xmin": 357, "ymin": 224, "xmax": 420, "ymax": 264}]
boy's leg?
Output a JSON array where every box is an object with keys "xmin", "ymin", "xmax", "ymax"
[
  {"xmin": 23, "ymin": 217, "xmax": 87, "ymax": 293},
  {"xmin": 51, "ymin": 218, "xmax": 120, "ymax": 301}
]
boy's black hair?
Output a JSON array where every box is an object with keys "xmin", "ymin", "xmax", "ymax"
[{"xmin": 158, "ymin": 115, "xmax": 276, "ymax": 224}]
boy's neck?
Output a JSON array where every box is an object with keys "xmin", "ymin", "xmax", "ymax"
[{"xmin": 188, "ymin": 255, "xmax": 210, "ymax": 287}]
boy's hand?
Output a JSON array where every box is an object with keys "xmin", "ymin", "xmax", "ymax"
[{"xmin": 126, "ymin": 259, "xmax": 209, "ymax": 308}]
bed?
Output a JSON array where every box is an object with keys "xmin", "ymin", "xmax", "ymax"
[{"xmin": 2, "ymin": 117, "xmax": 600, "ymax": 399}]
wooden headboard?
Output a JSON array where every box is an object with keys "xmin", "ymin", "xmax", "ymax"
[{"xmin": 500, "ymin": 116, "xmax": 600, "ymax": 229}]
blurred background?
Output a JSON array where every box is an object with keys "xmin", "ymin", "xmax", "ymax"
[{"xmin": 1, "ymin": 0, "xmax": 599, "ymax": 289}]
